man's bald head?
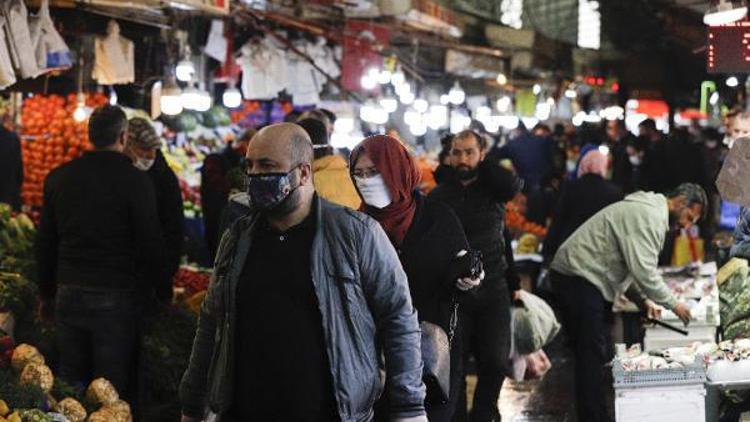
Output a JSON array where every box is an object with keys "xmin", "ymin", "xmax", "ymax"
[{"xmin": 250, "ymin": 123, "xmax": 314, "ymax": 166}]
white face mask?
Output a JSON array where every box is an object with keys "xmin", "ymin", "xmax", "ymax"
[
  {"xmin": 134, "ymin": 157, "xmax": 155, "ymax": 171},
  {"xmin": 354, "ymin": 174, "xmax": 392, "ymax": 209}
]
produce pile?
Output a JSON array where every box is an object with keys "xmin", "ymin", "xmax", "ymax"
[
  {"xmin": 0, "ymin": 206, "xmax": 37, "ymax": 280},
  {"xmin": 172, "ymin": 266, "xmax": 211, "ymax": 297},
  {"xmin": 506, "ymin": 201, "xmax": 547, "ymax": 238},
  {"xmin": 0, "ymin": 342, "xmax": 132, "ymax": 422},
  {"xmin": 20, "ymin": 94, "xmax": 108, "ymax": 208}
]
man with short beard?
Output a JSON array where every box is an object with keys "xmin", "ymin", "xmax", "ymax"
[
  {"xmin": 428, "ymin": 130, "xmax": 522, "ymax": 422},
  {"xmin": 550, "ymin": 183, "xmax": 704, "ymax": 422},
  {"xmin": 180, "ymin": 123, "xmax": 427, "ymax": 422}
]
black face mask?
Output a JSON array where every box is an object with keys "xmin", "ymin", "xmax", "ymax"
[{"xmin": 246, "ymin": 166, "xmax": 301, "ymax": 217}]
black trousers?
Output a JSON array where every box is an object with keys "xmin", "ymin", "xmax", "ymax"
[
  {"xmin": 552, "ymin": 272, "xmax": 613, "ymax": 422},
  {"xmin": 455, "ymin": 284, "xmax": 511, "ymax": 422},
  {"xmin": 55, "ymin": 286, "xmax": 141, "ymax": 403}
]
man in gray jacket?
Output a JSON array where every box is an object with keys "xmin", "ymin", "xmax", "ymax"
[{"xmin": 180, "ymin": 123, "xmax": 427, "ymax": 422}]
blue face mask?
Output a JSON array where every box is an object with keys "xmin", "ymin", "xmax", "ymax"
[{"xmin": 246, "ymin": 166, "xmax": 299, "ymax": 213}]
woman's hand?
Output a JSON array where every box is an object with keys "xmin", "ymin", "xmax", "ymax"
[{"xmin": 456, "ymin": 270, "xmax": 484, "ymax": 291}]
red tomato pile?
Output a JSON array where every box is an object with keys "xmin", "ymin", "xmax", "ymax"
[
  {"xmin": 20, "ymin": 93, "xmax": 109, "ymax": 207},
  {"xmin": 173, "ymin": 266, "xmax": 211, "ymax": 296}
]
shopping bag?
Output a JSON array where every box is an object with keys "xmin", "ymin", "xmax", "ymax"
[
  {"xmin": 512, "ymin": 290, "xmax": 561, "ymax": 355},
  {"xmin": 0, "ymin": 21, "xmax": 16, "ymax": 89},
  {"xmin": 39, "ymin": 0, "xmax": 72, "ymax": 69},
  {"xmin": 671, "ymin": 228, "xmax": 705, "ymax": 267},
  {"xmin": 524, "ymin": 349, "xmax": 552, "ymax": 380}
]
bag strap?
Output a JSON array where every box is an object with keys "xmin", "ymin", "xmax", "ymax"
[{"xmin": 448, "ymin": 295, "xmax": 459, "ymax": 344}]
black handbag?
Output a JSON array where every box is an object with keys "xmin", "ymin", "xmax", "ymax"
[{"xmin": 420, "ymin": 299, "xmax": 458, "ymax": 404}]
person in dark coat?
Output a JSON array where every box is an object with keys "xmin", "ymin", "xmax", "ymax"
[
  {"xmin": 429, "ymin": 130, "xmax": 522, "ymax": 422},
  {"xmin": 125, "ymin": 118, "xmax": 185, "ymax": 304},
  {"xmin": 543, "ymin": 149, "xmax": 624, "ymax": 264},
  {"xmin": 36, "ymin": 106, "xmax": 163, "ymax": 403},
  {"xmin": 201, "ymin": 129, "xmax": 254, "ymax": 260},
  {"xmin": 606, "ymin": 119, "xmax": 638, "ymax": 193},
  {"xmin": 0, "ymin": 124, "xmax": 22, "ymax": 211},
  {"xmin": 350, "ymin": 135, "xmax": 482, "ymax": 422},
  {"xmin": 495, "ymin": 130, "xmax": 555, "ymax": 193},
  {"xmin": 642, "ymin": 128, "xmax": 707, "ymax": 194}
]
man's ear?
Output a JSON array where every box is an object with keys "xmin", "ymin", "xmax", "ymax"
[{"xmin": 301, "ymin": 163, "xmax": 313, "ymax": 186}]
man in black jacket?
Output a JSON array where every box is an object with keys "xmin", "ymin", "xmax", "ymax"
[
  {"xmin": 429, "ymin": 130, "xmax": 522, "ymax": 422},
  {"xmin": 125, "ymin": 117, "xmax": 185, "ymax": 304},
  {"xmin": 36, "ymin": 105, "xmax": 163, "ymax": 401},
  {"xmin": 0, "ymin": 123, "xmax": 22, "ymax": 211}
]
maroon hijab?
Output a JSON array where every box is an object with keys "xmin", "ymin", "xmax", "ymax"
[{"xmin": 350, "ymin": 135, "xmax": 421, "ymax": 246}]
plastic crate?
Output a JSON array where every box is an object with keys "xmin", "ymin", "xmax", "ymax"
[
  {"xmin": 615, "ymin": 384, "xmax": 707, "ymax": 422},
  {"xmin": 612, "ymin": 356, "xmax": 706, "ymax": 389}
]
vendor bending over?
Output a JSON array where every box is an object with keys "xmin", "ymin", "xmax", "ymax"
[{"xmin": 550, "ymin": 183, "xmax": 707, "ymax": 422}]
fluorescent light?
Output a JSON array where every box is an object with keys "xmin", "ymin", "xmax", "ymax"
[
  {"xmin": 109, "ymin": 90, "xmax": 118, "ymax": 106},
  {"xmin": 704, "ymin": 0, "xmax": 747, "ymax": 26},
  {"xmin": 565, "ymin": 89, "xmax": 577, "ymax": 99},
  {"xmin": 710, "ymin": 91, "xmax": 720, "ymax": 105}
]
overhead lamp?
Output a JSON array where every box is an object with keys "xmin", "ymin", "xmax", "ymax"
[
  {"xmin": 377, "ymin": 70, "xmax": 392, "ymax": 85},
  {"xmin": 371, "ymin": 106, "xmax": 389, "ymax": 125},
  {"xmin": 404, "ymin": 109, "xmax": 420, "ymax": 127},
  {"xmin": 400, "ymin": 91, "xmax": 415, "ymax": 105},
  {"xmin": 704, "ymin": 0, "xmax": 748, "ymax": 26},
  {"xmin": 395, "ymin": 82, "xmax": 411, "ymax": 97},
  {"xmin": 72, "ymin": 93, "xmax": 89, "ymax": 122},
  {"xmin": 598, "ymin": 145, "xmax": 610, "ymax": 156},
  {"xmin": 409, "ymin": 118, "xmax": 427, "ymax": 136},
  {"xmin": 391, "ymin": 69, "xmax": 406, "ymax": 87},
  {"xmin": 176, "ymin": 59, "xmax": 196, "ymax": 82},
  {"xmin": 360, "ymin": 74, "xmax": 377, "ymax": 90},
  {"xmin": 710, "ymin": 91, "xmax": 720, "ymax": 105},
  {"xmin": 334, "ymin": 117, "xmax": 354, "ymax": 134},
  {"xmin": 440, "ymin": 94, "xmax": 450, "ymax": 105},
  {"xmin": 413, "ymin": 98, "xmax": 429, "ymax": 113},
  {"xmin": 195, "ymin": 85, "xmax": 213, "ymax": 112},
  {"xmin": 223, "ymin": 85, "xmax": 243, "ymax": 109},
  {"xmin": 727, "ymin": 76, "xmax": 740, "ymax": 87},
  {"xmin": 427, "ymin": 105, "xmax": 448, "ymax": 130},
  {"xmin": 181, "ymin": 84, "xmax": 202, "ymax": 111},
  {"xmin": 448, "ymin": 81, "xmax": 465, "ymax": 105},
  {"xmin": 496, "ymin": 96, "xmax": 512, "ymax": 113},
  {"xmin": 533, "ymin": 84, "xmax": 542, "ymax": 95},
  {"xmin": 380, "ymin": 97, "xmax": 398, "ymax": 113},
  {"xmin": 160, "ymin": 78, "xmax": 183, "ymax": 116},
  {"xmin": 109, "ymin": 90, "xmax": 118, "ymax": 106},
  {"xmin": 476, "ymin": 106, "xmax": 492, "ymax": 118},
  {"xmin": 496, "ymin": 73, "xmax": 508, "ymax": 85}
]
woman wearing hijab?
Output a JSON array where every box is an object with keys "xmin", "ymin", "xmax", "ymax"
[
  {"xmin": 350, "ymin": 135, "xmax": 482, "ymax": 422},
  {"xmin": 543, "ymin": 149, "xmax": 624, "ymax": 263}
]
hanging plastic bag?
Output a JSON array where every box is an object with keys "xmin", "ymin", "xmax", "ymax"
[
  {"xmin": 2, "ymin": 0, "xmax": 40, "ymax": 79},
  {"xmin": 93, "ymin": 20, "xmax": 135, "ymax": 85},
  {"xmin": 0, "ymin": 20, "xmax": 17, "ymax": 89},
  {"xmin": 512, "ymin": 290, "xmax": 561, "ymax": 355},
  {"xmin": 37, "ymin": 0, "xmax": 72, "ymax": 70}
]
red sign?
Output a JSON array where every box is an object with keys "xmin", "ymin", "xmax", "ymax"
[
  {"xmin": 341, "ymin": 21, "xmax": 391, "ymax": 92},
  {"xmin": 708, "ymin": 20, "xmax": 750, "ymax": 73}
]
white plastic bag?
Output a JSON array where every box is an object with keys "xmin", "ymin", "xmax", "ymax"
[
  {"xmin": 512, "ymin": 290, "xmax": 561, "ymax": 355},
  {"xmin": 3, "ymin": 0, "xmax": 40, "ymax": 78},
  {"xmin": 28, "ymin": 0, "xmax": 71, "ymax": 71},
  {"xmin": 0, "ymin": 20, "xmax": 17, "ymax": 89}
]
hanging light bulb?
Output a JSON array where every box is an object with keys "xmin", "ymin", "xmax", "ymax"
[
  {"xmin": 223, "ymin": 86, "xmax": 242, "ymax": 109},
  {"xmin": 377, "ymin": 70, "xmax": 392, "ymax": 85},
  {"xmin": 160, "ymin": 78, "xmax": 183, "ymax": 116},
  {"xmin": 448, "ymin": 82, "xmax": 465, "ymax": 105},
  {"xmin": 427, "ymin": 105, "xmax": 448, "ymax": 130},
  {"xmin": 181, "ymin": 84, "xmax": 201, "ymax": 111},
  {"xmin": 73, "ymin": 93, "xmax": 88, "ymax": 122},
  {"xmin": 413, "ymin": 98, "xmax": 429, "ymax": 113},
  {"xmin": 361, "ymin": 74, "xmax": 377, "ymax": 90},
  {"xmin": 400, "ymin": 91, "xmax": 415, "ymax": 105},
  {"xmin": 496, "ymin": 96, "xmax": 511, "ymax": 113},
  {"xmin": 176, "ymin": 59, "xmax": 195, "ymax": 82},
  {"xmin": 440, "ymin": 94, "xmax": 450, "ymax": 105},
  {"xmin": 391, "ymin": 69, "xmax": 406, "ymax": 87},
  {"xmin": 533, "ymin": 84, "xmax": 542, "ymax": 95},
  {"xmin": 195, "ymin": 85, "xmax": 213, "ymax": 112},
  {"xmin": 496, "ymin": 73, "xmax": 508, "ymax": 85},
  {"xmin": 380, "ymin": 97, "xmax": 398, "ymax": 113},
  {"xmin": 109, "ymin": 90, "xmax": 118, "ymax": 106}
]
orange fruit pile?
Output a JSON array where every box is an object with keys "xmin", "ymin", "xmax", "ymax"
[{"xmin": 20, "ymin": 93, "xmax": 108, "ymax": 207}]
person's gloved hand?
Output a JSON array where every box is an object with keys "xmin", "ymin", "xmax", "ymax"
[
  {"xmin": 454, "ymin": 250, "xmax": 483, "ymax": 291},
  {"xmin": 393, "ymin": 415, "xmax": 429, "ymax": 422}
]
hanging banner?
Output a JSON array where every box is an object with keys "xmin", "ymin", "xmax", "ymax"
[{"xmin": 340, "ymin": 20, "xmax": 390, "ymax": 92}]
